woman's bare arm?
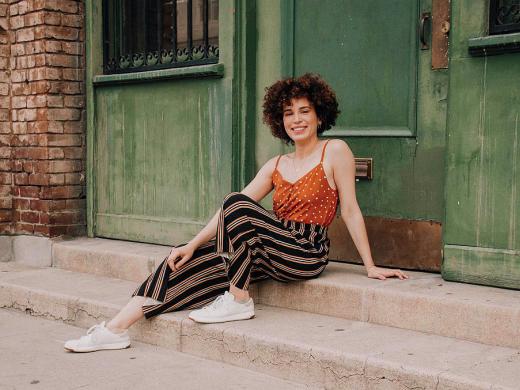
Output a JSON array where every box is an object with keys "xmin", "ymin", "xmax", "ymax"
[{"xmin": 329, "ymin": 140, "xmax": 407, "ymax": 280}]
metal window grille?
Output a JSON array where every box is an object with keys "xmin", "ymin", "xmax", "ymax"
[
  {"xmin": 103, "ymin": 0, "xmax": 219, "ymax": 74},
  {"xmin": 489, "ymin": 0, "xmax": 520, "ymax": 35}
]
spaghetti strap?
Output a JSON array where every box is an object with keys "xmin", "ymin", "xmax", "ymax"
[
  {"xmin": 274, "ymin": 154, "xmax": 283, "ymax": 169},
  {"xmin": 320, "ymin": 140, "xmax": 331, "ymax": 162}
]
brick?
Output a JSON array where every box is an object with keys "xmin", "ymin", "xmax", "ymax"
[
  {"xmin": 0, "ymin": 134, "xmax": 9, "ymax": 146},
  {"xmin": 64, "ymin": 96, "xmax": 83, "ymax": 108},
  {"xmin": 13, "ymin": 198, "xmax": 30, "ymax": 210},
  {"xmin": 28, "ymin": 172, "xmax": 64, "ymax": 185},
  {"xmin": 40, "ymin": 185, "xmax": 83, "ymax": 199},
  {"xmin": 33, "ymin": 224, "xmax": 49, "ymax": 235},
  {"xmin": 12, "ymin": 122, "xmax": 28, "ymax": 134},
  {"xmin": 11, "ymin": 43, "xmax": 25, "ymax": 56},
  {"xmin": 0, "ymin": 172, "xmax": 11, "ymax": 184},
  {"xmin": 12, "ymin": 96, "xmax": 27, "ymax": 108},
  {"xmin": 10, "ymin": 15, "xmax": 24, "ymax": 29},
  {"xmin": 11, "ymin": 70, "xmax": 27, "ymax": 82},
  {"xmin": 17, "ymin": 1, "xmax": 29, "ymax": 15},
  {"xmin": 63, "ymin": 120, "xmax": 83, "ymax": 133},
  {"xmin": 0, "ymin": 224, "xmax": 12, "ymax": 235},
  {"xmin": 47, "ymin": 160, "xmax": 82, "ymax": 173},
  {"xmin": 46, "ymin": 54, "xmax": 80, "ymax": 68},
  {"xmin": 65, "ymin": 198, "xmax": 86, "ymax": 210},
  {"xmin": 64, "ymin": 172, "xmax": 83, "ymax": 185},
  {"xmin": 30, "ymin": 199, "xmax": 66, "ymax": 212},
  {"xmin": 61, "ymin": 41, "xmax": 83, "ymax": 55},
  {"xmin": 0, "ymin": 83, "xmax": 8, "ymax": 96},
  {"xmin": 12, "ymin": 160, "xmax": 23, "ymax": 172},
  {"xmin": 0, "ymin": 185, "xmax": 10, "ymax": 196},
  {"xmin": 62, "ymin": 68, "xmax": 84, "ymax": 81},
  {"xmin": 47, "ymin": 95, "xmax": 63, "ymax": 107},
  {"xmin": 45, "ymin": 26, "xmax": 78, "ymax": 41},
  {"xmin": 9, "ymin": 4, "xmax": 18, "ymax": 16},
  {"xmin": 0, "ymin": 108, "xmax": 9, "ymax": 121},
  {"xmin": 47, "ymin": 121, "xmax": 63, "ymax": 133},
  {"xmin": 30, "ymin": 81, "xmax": 51, "ymax": 94},
  {"xmin": 47, "ymin": 108, "xmax": 80, "ymax": 121},
  {"xmin": 0, "ymin": 122, "xmax": 10, "ymax": 134},
  {"xmin": 48, "ymin": 81, "xmax": 80, "ymax": 94},
  {"xmin": 27, "ymin": 121, "xmax": 49, "ymax": 133},
  {"xmin": 47, "ymin": 134, "xmax": 82, "ymax": 146},
  {"xmin": 0, "ymin": 44, "xmax": 9, "ymax": 57},
  {"xmin": 17, "ymin": 186, "xmax": 39, "ymax": 198},
  {"xmin": 45, "ymin": 40, "xmax": 61, "ymax": 53},
  {"xmin": 0, "ymin": 147, "xmax": 10, "ymax": 158},
  {"xmin": 0, "ymin": 209, "xmax": 12, "ymax": 222},
  {"xmin": 49, "ymin": 210, "xmax": 83, "ymax": 224},
  {"xmin": 13, "ymin": 146, "xmax": 49, "ymax": 159},
  {"xmin": 0, "ymin": 198, "xmax": 12, "ymax": 209},
  {"xmin": 0, "ymin": 159, "xmax": 10, "ymax": 171},
  {"xmin": 21, "ymin": 210, "xmax": 40, "ymax": 224},
  {"xmin": 16, "ymin": 27, "xmax": 35, "ymax": 42},
  {"xmin": 11, "ymin": 82, "xmax": 29, "ymax": 96},
  {"xmin": 14, "ymin": 172, "xmax": 28, "ymax": 185},
  {"xmin": 16, "ymin": 108, "xmax": 37, "ymax": 121},
  {"xmin": 27, "ymin": 94, "xmax": 46, "ymax": 108},
  {"xmin": 0, "ymin": 96, "xmax": 8, "ymax": 108},
  {"xmin": 43, "ymin": 11, "xmax": 61, "ymax": 26},
  {"xmin": 62, "ymin": 14, "xmax": 82, "ymax": 28},
  {"xmin": 45, "ymin": 0, "xmax": 78, "ymax": 14},
  {"xmin": 24, "ymin": 11, "xmax": 45, "ymax": 26},
  {"xmin": 62, "ymin": 147, "xmax": 83, "ymax": 159},
  {"xmin": 15, "ymin": 223, "xmax": 34, "ymax": 234},
  {"xmin": 0, "ymin": 5, "xmax": 7, "ymax": 18},
  {"xmin": 48, "ymin": 147, "xmax": 64, "ymax": 159},
  {"xmin": 25, "ymin": 40, "xmax": 46, "ymax": 55}
]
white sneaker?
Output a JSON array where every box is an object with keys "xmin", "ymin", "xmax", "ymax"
[
  {"xmin": 189, "ymin": 291, "xmax": 255, "ymax": 324},
  {"xmin": 64, "ymin": 322, "xmax": 130, "ymax": 353}
]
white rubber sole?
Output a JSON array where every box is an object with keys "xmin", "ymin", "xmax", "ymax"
[
  {"xmin": 189, "ymin": 312, "xmax": 255, "ymax": 324},
  {"xmin": 64, "ymin": 341, "xmax": 131, "ymax": 353}
]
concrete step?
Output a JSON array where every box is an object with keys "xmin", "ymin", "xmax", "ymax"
[
  {"xmin": 0, "ymin": 309, "xmax": 310, "ymax": 390},
  {"xmin": 52, "ymin": 237, "xmax": 520, "ymax": 350},
  {"xmin": 1, "ymin": 263, "xmax": 519, "ymax": 390}
]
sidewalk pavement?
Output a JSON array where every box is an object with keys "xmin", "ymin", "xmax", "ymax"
[{"xmin": 0, "ymin": 309, "xmax": 309, "ymax": 390}]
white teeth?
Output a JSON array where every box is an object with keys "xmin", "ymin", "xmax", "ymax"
[{"xmin": 293, "ymin": 127, "xmax": 306, "ymax": 131}]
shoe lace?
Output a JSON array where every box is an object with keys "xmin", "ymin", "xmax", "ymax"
[
  {"xmin": 86, "ymin": 322, "xmax": 105, "ymax": 335},
  {"xmin": 202, "ymin": 294, "xmax": 227, "ymax": 312}
]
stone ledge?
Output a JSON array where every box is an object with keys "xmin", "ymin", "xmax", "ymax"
[
  {"xmin": 0, "ymin": 264, "xmax": 519, "ymax": 390},
  {"xmin": 51, "ymin": 237, "xmax": 520, "ymax": 349}
]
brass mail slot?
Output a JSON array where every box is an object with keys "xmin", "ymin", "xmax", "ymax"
[{"xmin": 355, "ymin": 158, "xmax": 373, "ymax": 180}]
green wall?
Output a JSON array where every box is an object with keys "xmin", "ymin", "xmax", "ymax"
[{"xmin": 442, "ymin": 0, "xmax": 520, "ymax": 289}]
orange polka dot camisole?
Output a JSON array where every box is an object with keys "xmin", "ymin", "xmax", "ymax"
[{"xmin": 272, "ymin": 140, "xmax": 339, "ymax": 227}]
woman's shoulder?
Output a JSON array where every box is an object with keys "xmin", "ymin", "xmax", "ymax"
[{"xmin": 324, "ymin": 139, "xmax": 354, "ymax": 165}]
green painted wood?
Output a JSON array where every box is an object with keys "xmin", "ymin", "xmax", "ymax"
[
  {"xmin": 293, "ymin": 0, "xmax": 418, "ymax": 136},
  {"xmin": 87, "ymin": 0, "xmax": 248, "ymax": 245},
  {"xmin": 92, "ymin": 64, "xmax": 225, "ymax": 85},
  {"xmin": 443, "ymin": 0, "xmax": 520, "ymax": 288},
  {"xmin": 443, "ymin": 245, "xmax": 520, "ymax": 290},
  {"xmin": 468, "ymin": 32, "xmax": 520, "ymax": 56}
]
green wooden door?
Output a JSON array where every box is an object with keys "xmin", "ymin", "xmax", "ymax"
[
  {"xmin": 285, "ymin": 0, "xmax": 448, "ymax": 269},
  {"xmin": 87, "ymin": 0, "xmax": 255, "ymax": 245}
]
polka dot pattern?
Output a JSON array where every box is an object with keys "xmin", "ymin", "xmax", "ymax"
[{"xmin": 272, "ymin": 142, "xmax": 338, "ymax": 227}]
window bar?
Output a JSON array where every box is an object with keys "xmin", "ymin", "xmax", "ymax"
[
  {"xmin": 203, "ymin": 0, "xmax": 209, "ymax": 58},
  {"xmin": 172, "ymin": 0, "xmax": 177, "ymax": 62},
  {"xmin": 102, "ymin": 0, "xmax": 110, "ymax": 72},
  {"xmin": 187, "ymin": 0, "xmax": 193, "ymax": 60}
]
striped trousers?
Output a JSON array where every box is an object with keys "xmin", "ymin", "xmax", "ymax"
[{"xmin": 133, "ymin": 192, "xmax": 330, "ymax": 318}]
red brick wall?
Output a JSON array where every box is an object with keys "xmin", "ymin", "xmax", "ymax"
[{"xmin": 3, "ymin": 0, "xmax": 85, "ymax": 237}]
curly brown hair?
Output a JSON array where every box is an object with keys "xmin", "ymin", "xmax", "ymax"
[{"xmin": 262, "ymin": 73, "xmax": 340, "ymax": 144}]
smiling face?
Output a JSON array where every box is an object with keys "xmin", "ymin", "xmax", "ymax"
[{"xmin": 282, "ymin": 97, "xmax": 320, "ymax": 144}]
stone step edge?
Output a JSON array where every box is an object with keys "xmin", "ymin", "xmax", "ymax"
[
  {"xmin": 0, "ymin": 277, "xmax": 514, "ymax": 390},
  {"xmin": 51, "ymin": 238, "xmax": 520, "ymax": 351}
]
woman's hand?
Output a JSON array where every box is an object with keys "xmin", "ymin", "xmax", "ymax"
[
  {"xmin": 366, "ymin": 265, "xmax": 408, "ymax": 280},
  {"xmin": 166, "ymin": 244, "xmax": 196, "ymax": 272}
]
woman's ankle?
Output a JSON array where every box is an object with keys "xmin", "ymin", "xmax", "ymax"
[
  {"xmin": 106, "ymin": 321, "xmax": 127, "ymax": 334},
  {"xmin": 229, "ymin": 285, "xmax": 249, "ymax": 302}
]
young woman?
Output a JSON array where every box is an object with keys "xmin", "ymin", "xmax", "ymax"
[{"xmin": 64, "ymin": 74, "xmax": 408, "ymax": 353}]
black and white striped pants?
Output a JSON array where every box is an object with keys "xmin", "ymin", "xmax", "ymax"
[{"xmin": 133, "ymin": 192, "xmax": 330, "ymax": 319}]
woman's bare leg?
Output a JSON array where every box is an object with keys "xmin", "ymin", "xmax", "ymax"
[
  {"xmin": 229, "ymin": 284, "xmax": 250, "ymax": 301},
  {"xmin": 106, "ymin": 296, "xmax": 146, "ymax": 333}
]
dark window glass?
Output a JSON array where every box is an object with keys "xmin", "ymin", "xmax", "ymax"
[
  {"xmin": 489, "ymin": 0, "xmax": 520, "ymax": 35},
  {"xmin": 103, "ymin": 0, "xmax": 219, "ymax": 74}
]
